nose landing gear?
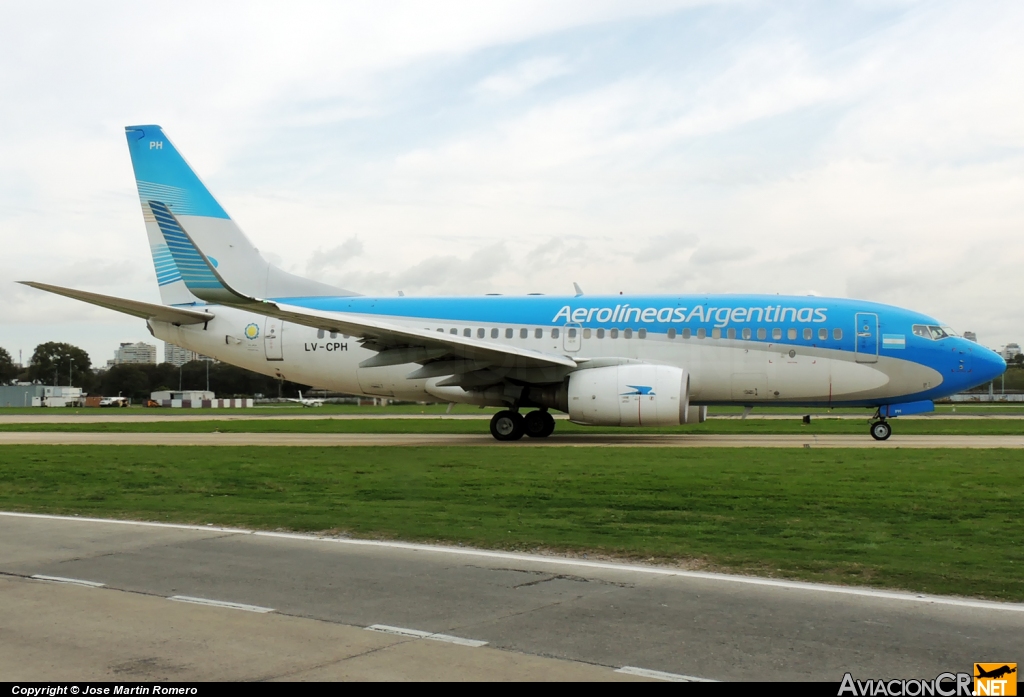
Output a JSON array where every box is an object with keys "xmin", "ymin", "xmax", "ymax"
[{"xmin": 870, "ymin": 419, "xmax": 892, "ymax": 441}]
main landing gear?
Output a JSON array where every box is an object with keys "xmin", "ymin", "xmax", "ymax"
[
  {"xmin": 870, "ymin": 419, "xmax": 892, "ymax": 441},
  {"xmin": 489, "ymin": 409, "xmax": 555, "ymax": 441}
]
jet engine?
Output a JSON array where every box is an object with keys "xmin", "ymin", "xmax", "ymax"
[{"xmin": 532, "ymin": 364, "xmax": 691, "ymax": 427}]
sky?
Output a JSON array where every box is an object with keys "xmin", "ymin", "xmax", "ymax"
[{"xmin": 1, "ymin": 0, "xmax": 1022, "ymax": 366}]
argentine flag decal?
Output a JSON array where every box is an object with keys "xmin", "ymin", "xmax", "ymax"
[{"xmin": 882, "ymin": 334, "xmax": 906, "ymax": 349}]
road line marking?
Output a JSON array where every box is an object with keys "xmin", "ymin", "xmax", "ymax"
[
  {"xmin": 616, "ymin": 666, "xmax": 715, "ymax": 682},
  {"xmin": 366, "ymin": 624, "xmax": 488, "ymax": 647},
  {"xmin": 168, "ymin": 595, "xmax": 274, "ymax": 613},
  {"xmin": 5, "ymin": 511, "xmax": 1024, "ymax": 613},
  {"xmin": 31, "ymin": 574, "xmax": 105, "ymax": 588}
]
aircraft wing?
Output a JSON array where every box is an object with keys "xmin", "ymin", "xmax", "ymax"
[
  {"xmin": 19, "ymin": 282, "xmax": 214, "ymax": 325},
  {"xmin": 150, "ymin": 202, "xmax": 578, "ymax": 377},
  {"xmin": 240, "ymin": 298, "xmax": 577, "ymax": 371}
]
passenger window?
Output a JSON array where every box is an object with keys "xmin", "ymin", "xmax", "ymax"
[
  {"xmin": 711, "ymin": 328, "xmax": 721, "ymax": 339},
  {"xmin": 437, "ymin": 328, "xmax": 444, "ymax": 333},
  {"xmin": 624, "ymin": 328, "xmax": 633, "ymax": 339},
  {"xmin": 772, "ymin": 328, "xmax": 782, "ymax": 340},
  {"xmin": 833, "ymin": 328, "xmax": 842, "ymax": 340},
  {"xmin": 727, "ymin": 328, "xmax": 736, "ymax": 340},
  {"xmin": 568, "ymin": 328, "xmax": 577, "ymax": 338},
  {"xmin": 818, "ymin": 328, "xmax": 827, "ymax": 340},
  {"xmin": 583, "ymin": 329, "xmax": 591, "ymax": 339},
  {"xmin": 803, "ymin": 328, "xmax": 812, "ymax": 340},
  {"xmin": 505, "ymin": 328, "xmax": 513, "ymax": 339},
  {"xmin": 535, "ymin": 328, "xmax": 543, "ymax": 339},
  {"xmin": 464, "ymin": 328, "xmax": 471, "ymax": 337},
  {"xmin": 610, "ymin": 329, "xmax": 619, "ymax": 339},
  {"xmin": 785, "ymin": 328, "xmax": 795, "ymax": 340},
  {"xmin": 682, "ymin": 328, "xmax": 691, "ymax": 339},
  {"xmin": 317, "ymin": 329, "xmax": 325, "ymax": 339},
  {"xmin": 330, "ymin": 332, "xmax": 337, "ymax": 339},
  {"xmin": 343, "ymin": 334, "xmax": 350, "ymax": 339},
  {"xmin": 697, "ymin": 328, "xmax": 706, "ymax": 339},
  {"xmin": 667, "ymin": 328, "xmax": 676, "ymax": 339},
  {"xmin": 552, "ymin": 328, "xmax": 560, "ymax": 339},
  {"xmin": 757, "ymin": 328, "xmax": 766, "ymax": 340},
  {"xmin": 450, "ymin": 328, "xmax": 458, "ymax": 335},
  {"xmin": 520, "ymin": 328, "xmax": 528, "ymax": 339},
  {"xmin": 638, "ymin": 329, "xmax": 646, "ymax": 339},
  {"xmin": 742, "ymin": 328, "xmax": 751, "ymax": 340},
  {"xmin": 478, "ymin": 328, "xmax": 485, "ymax": 338},
  {"xmin": 491, "ymin": 328, "xmax": 499, "ymax": 339},
  {"xmin": 596, "ymin": 328, "xmax": 604, "ymax": 339}
]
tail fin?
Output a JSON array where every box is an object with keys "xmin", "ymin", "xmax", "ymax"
[{"xmin": 125, "ymin": 125, "xmax": 356, "ymax": 303}]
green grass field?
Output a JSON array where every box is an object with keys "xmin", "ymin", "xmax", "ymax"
[
  {"xmin": 1, "ymin": 445, "xmax": 1021, "ymax": 600},
  {"xmin": 1, "ymin": 417, "xmax": 1021, "ymax": 435},
  {"xmin": 1, "ymin": 403, "xmax": 1022, "ymax": 417}
]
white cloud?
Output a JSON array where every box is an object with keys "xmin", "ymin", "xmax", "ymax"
[{"xmin": 476, "ymin": 56, "xmax": 573, "ymax": 98}]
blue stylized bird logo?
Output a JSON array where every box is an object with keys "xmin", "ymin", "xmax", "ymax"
[{"xmin": 622, "ymin": 385, "xmax": 655, "ymax": 396}]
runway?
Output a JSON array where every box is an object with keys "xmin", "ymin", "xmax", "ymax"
[
  {"xmin": 1, "ymin": 512, "xmax": 1020, "ymax": 681},
  {"xmin": 1, "ymin": 412, "xmax": 1022, "ymax": 424},
  {"xmin": 1, "ymin": 431, "xmax": 1023, "ymax": 447}
]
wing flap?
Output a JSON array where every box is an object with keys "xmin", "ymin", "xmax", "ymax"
[{"xmin": 19, "ymin": 282, "xmax": 214, "ymax": 325}]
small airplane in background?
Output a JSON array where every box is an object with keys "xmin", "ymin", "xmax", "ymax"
[{"xmin": 286, "ymin": 391, "xmax": 326, "ymax": 407}]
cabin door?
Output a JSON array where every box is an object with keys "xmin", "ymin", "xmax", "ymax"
[{"xmin": 855, "ymin": 313, "xmax": 878, "ymax": 364}]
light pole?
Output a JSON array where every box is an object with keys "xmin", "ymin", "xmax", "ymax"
[{"xmin": 69, "ymin": 359, "xmax": 73, "ymax": 387}]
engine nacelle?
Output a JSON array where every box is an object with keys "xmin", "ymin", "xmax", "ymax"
[{"xmin": 565, "ymin": 364, "xmax": 690, "ymax": 427}]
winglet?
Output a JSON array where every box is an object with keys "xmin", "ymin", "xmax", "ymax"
[{"xmin": 573, "ymin": 282, "xmax": 584, "ymax": 297}]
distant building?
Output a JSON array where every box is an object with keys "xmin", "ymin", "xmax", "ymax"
[
  {"xmin": 112, "ymin": 342, "xmax": 157, "ymax": 365},
  {"xmin": 1000, "ymin": 343, "xmax": 1021, "ymax": 361},
  {"xmin": 963, "ymin": 331, "xmax": 977, "ymax": 342},
  {"xmin": 163, "ymin": 342, "xmax": 216, "ymax": 365},
  {"xmin": 0, "ymin": 385, "xmax": 82, "ymax": 408},
  {"xmin": 164, "ymin": 342, "xmax": 197, "ymax": 366}
]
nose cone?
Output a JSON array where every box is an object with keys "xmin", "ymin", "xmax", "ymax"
[{"xmin": 977, "ymin": 345, "xmax": 1007, "ymax": 383}]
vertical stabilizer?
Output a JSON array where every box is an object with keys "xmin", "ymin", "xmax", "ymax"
[{"xmin": 125, "ymin": 125, "xmax": 355, "ymax": 302}]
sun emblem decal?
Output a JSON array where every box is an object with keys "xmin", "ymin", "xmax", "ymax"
[{"xmin": 244, "ymin": 323, "xmax": 260, "ymax": 340}]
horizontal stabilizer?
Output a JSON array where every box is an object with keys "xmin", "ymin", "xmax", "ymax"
[{"xmin": 19, "ymin": 282, "xmax": 214, "ymax": 325}]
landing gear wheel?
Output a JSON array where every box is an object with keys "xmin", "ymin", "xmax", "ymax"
[
  {"xmin": 870, "ymin": 420, "xmax": 892, "ymax": 441},
  {"xmin": 490, "ymin": 410, "xmax": 525, "ymax": 441},
  {"xmin": 523, "ymin": 410, "xmax": 556, "ymax": 438}
]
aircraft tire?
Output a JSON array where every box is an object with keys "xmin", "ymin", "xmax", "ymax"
[
  {"xmin": 490, "ymin": 410, "xmax": 525, "ymax": 441},
  {"xmin": 524, "ymin": 410, "xmax": 556, "ymax": 438},
  {"xmin": 870, "ymin": 420, "xmax": 892, "ymax": 441}
]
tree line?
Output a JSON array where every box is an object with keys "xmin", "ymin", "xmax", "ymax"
[{"xmin": 0, "ymin": 343, "xmax": 311, "ymax": 400}]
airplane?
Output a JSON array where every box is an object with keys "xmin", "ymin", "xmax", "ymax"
[
  {"xmin": 286, "ymin": 390, "xmax": 326, "ymax": 407},
  {"xmin": 20, "ymin": 125, "xmax": 1007, "ymax": 441},
  {"xmin": 975, "ymin": 665, "xmax": 1016, "ymax": 680}
]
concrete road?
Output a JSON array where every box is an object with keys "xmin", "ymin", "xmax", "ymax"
[
  {"xmin": 2, "ymin": 512, "xmax": 1021, "ymax": 682},
  {"xmin": 2, "ymin": 413, "xmax": 1023, "ymax": 425},
  {"xmin": 1, "ymin": 431, "xmax": 1022, "ymax": 447}
]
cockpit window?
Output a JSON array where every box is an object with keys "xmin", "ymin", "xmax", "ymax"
[{"xmin": 913, "ymin": 324, "xmax": 955, "ymax": 340}]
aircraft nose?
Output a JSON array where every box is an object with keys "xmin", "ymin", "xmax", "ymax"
[{"xmin": 978, "ymin": 346, "xmax": 1007, "ymax": 382}]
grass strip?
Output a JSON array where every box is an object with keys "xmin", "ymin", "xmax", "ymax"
[
  {"xmin": 0, "ymin": 445, "xmax": 1021, "ymax": 600},
  {"xmin": 1, "ymin": 418, "xmax": 1021, "ymax": 435}
]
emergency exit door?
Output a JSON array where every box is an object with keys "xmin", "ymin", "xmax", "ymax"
[
  {"xmin": 264, "ymin": 318, "xmax": 284, "ymax": 361},
  {"xmin": 855, "ymin": 313, "xmax": 878, "ymax": 364}
]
